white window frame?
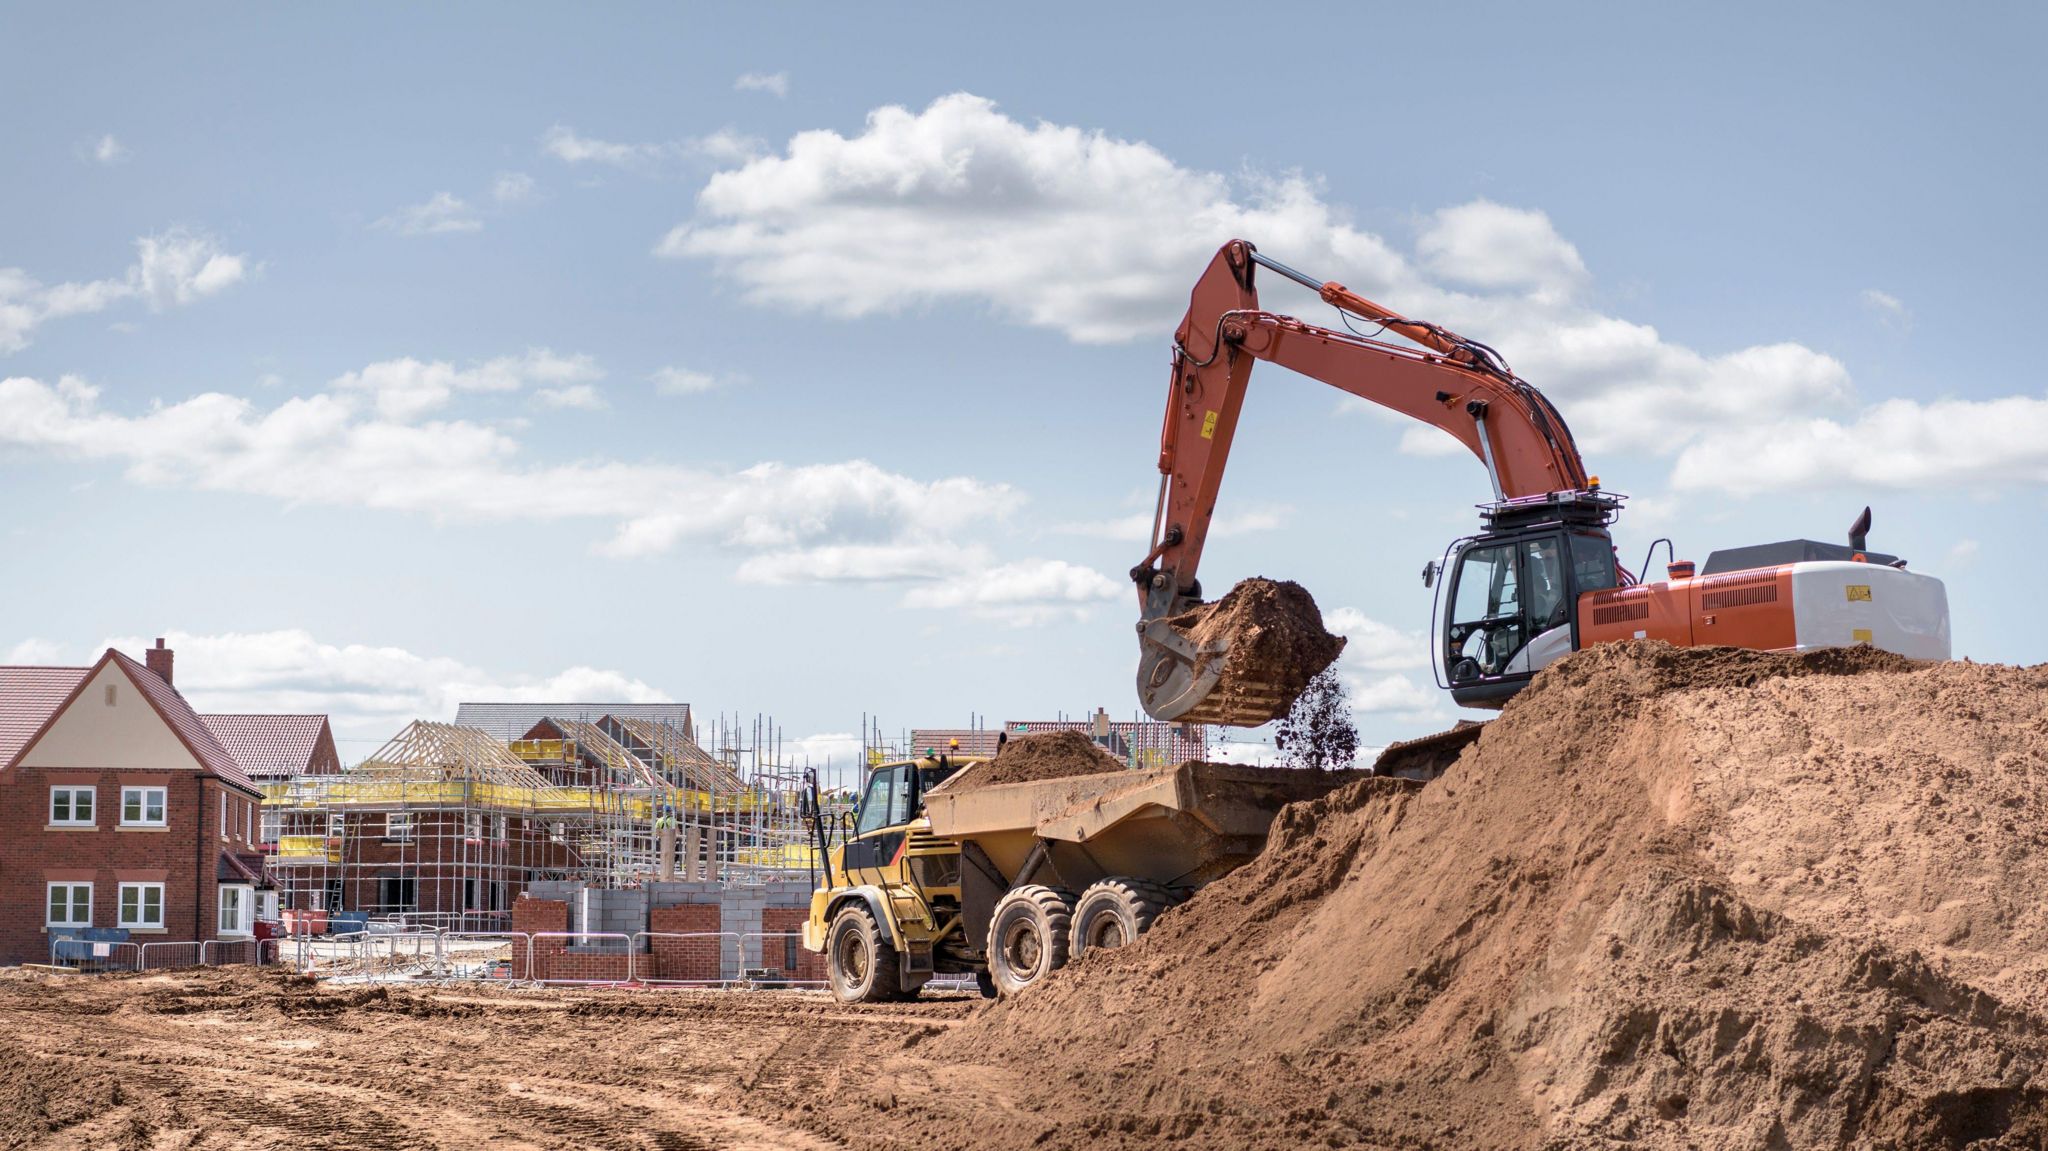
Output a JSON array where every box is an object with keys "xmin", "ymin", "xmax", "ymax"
[
  {"xmin": 220, "ymin": 792, "xmax": 229, "ymax": 840},
  {"xmin": 49, "ymin": 786, "xmax": 96, "ymax": 827},
  {"xmin": 244, "ymin": 801, "xmax": 254, "ymax": 845},
  {"xmin": 117, "ymin": 882, "xmax": 165, "ymax": 929},
  {"xmin": 120, "ymin": 786, "xmax": 167, "ymax": 827},
  {"xmin": 385, "ymin": 811, "xmax": 414, "ymax": 842},
  {"xmin": 218, "ymin": 884, "xmax": 253, "ymax": 937},
  {"xmin": 46, "ymin": 882, "xmax": 92, "ymax": 929}
]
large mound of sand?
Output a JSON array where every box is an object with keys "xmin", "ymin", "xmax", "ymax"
[{"xmin": 922, "ymin": 642, "xmax": 2048, "ymax": 1149}]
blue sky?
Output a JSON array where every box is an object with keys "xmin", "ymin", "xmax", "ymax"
[{"xmin": 3, "ymin": 4, "xmax": 2042, "ymax": 772}]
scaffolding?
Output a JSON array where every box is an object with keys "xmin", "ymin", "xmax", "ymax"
[{"xmin": 265, "ymin": 713, "xmax": 817, "ymax": 931}]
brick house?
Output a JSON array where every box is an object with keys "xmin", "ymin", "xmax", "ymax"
[{"xmin": 0, "ymin": 641, "xmax": 268, "ymax": 966}]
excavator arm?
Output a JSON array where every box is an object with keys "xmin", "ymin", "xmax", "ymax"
[{"xmin": 1132, "ymin": 240, "xmax": 1593, "ymax": 724}]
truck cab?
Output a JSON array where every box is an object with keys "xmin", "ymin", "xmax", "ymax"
[{"xmin": 804, "ymin": 752, "xmax": 986, "ymax": 1002}]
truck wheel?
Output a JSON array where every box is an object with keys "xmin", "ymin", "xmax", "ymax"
[
  {"xmin": 1070, "ymin": 877, "xmax": 1175, "ymax": 959},
  {"xmin": 975, "ymin": 970, "xmax": 997, "ymax": 999},
  {"xmin": 826, "ymin": 904, "xmax": 904, "ymax": 1004},
  {"xmin": 986, "ymin": 885, "xmax": 1075, "ymax": 997}
]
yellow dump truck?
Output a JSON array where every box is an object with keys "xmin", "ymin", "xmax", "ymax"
[{"xmin": 799, "ymin": 752, "xmax": 1357, "ymax": 1002}]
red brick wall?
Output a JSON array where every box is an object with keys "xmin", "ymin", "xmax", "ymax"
[
  {"xmin": 648, "ymin": 904, "xmax": 723, "ymax": 982},
  {"xmin": 0, "ymin": 768, "xmax": 258, "ymax": 965},
  {"xmin": 761, "ymin": 907, "xmax": 826, "ymax": 982}
]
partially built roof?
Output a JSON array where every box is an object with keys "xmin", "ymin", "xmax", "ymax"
[
  {"xmin": 355, "ymin": 720, "xmax": 558, "ymax": 788},
  {"xmin": 454, "ymin": 702, "xmax": 692, "ymax": 741}
]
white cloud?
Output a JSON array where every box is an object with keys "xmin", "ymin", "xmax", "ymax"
[
  {"xmin": 375, "ymin": 191, "xmax": 484, "ymax": 236},
  {"xmin": 1416, "ymin": 200, "xmax": 1585, "ymax": 297},
  {"xmin": 1861, "ymin": 288, "xmax": 1911, "ymax": 331},
  {"xmin": 657, "ymin": 93, "xmax": 1876, "ymax": 462},
  {"xmin": 5, "ymin": 638, "xmax": 71, "ymax": 664},
  {"xmin": 1345, "ymin": 672, "xmax": 1443, "ymax": 722},
  {"xmin": 0, "ymin": 369, "xmax": 1023, "ymax": 576},
  {"xmin": 1056, "ymin": 505, "xmax": 1289, "ymax": 542},
  {"xmin": 541, "ymin": 124, "xmax": 663, "ymax": 167},
  {"xmin": 84, "ymin": 134, "xmax": 128, "ymax": 165},
  {"xmin": 0, "ymin": 229, "xmax": 249, "ymax": 353},
  {"xmin": 734, "ymin": 71, "xmax": 790, "ymax": 98},
  {"xmin": 688, "ymin": 129, "xmax": 766, "ymax": 165},
  {"xmin": 651, "ymin": 366, "xmax": 726, "ymax": 395},
  {"xmin": 1945, "ymin": 539, "xmax": 1979, "ymax": 568},
  {"xmin": 1323, "ymin": 607, "xmax": 1429, "ymax": 672},
  {"xmin": 332, "ymin": 348, "xmax": 599, "ymax": 420},
  {"xmin": 733, "ymin": 541, "xmax": 968, "ymax": 585},
  {"xmin": 492, "ymin": 172, "xmax": 540, "ymax": 205},
  {"xmin": 901, "ymin": 558, "xmax": 1122, "ymax": 626},
  {"xmin": 535, "ymin": 383, "xmax": 605, "ymax": 410},
  {"xmin": 1672, "ymin": 392, "xmax": 2048, "ymax": 494},
  {"xmin": 67, "ymin": 629, "xmax": 664, "ymax": 751}
]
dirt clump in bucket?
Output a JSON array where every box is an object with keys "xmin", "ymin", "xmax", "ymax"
[
  {"xmin": 1163, "ymin": 577, "xmax": 1346, "ymax": 712},
  {"xmin": 961, "ymin": 730, "xmax": 1128, "ymax": 788}
]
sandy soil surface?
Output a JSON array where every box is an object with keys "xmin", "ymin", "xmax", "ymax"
[
  {"xmin": 11, "ymin": 644, "xmax": 2048, "ymax": 1151},
  {"xmin": 962, "ymin": 730, "xmax": 1128, "ymax": 788},
  {"xmin": 0, "ymin": 966, "xmax": 983, "ymax": 1151}
]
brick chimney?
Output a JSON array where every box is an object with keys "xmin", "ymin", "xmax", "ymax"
[{"xmin": 144, "ymin": 638, "xmax": 173, "ymax": 685}]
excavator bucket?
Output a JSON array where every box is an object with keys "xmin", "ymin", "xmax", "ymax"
[
  {"xmin": 1135, "ymin": 617, "xmax": 1300, "ymax": 727},
  {"xmin": 1135, "ymin": 578, "xmax": 1349, "ymax": 728}
]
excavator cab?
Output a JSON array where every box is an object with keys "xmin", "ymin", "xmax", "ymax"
[{"xmin": 1436, "ymin": 492, "xmax": 1621, "ymax": 707}]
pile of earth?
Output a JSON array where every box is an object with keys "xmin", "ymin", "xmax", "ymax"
[
  {"xmin": 1162, "ymin": 577, "xmax": 1345, "ymax": 714},
  {"xmin": 960, "ymin": 730, "xmax": 1130, "ymax": 788},
  {"xmin": 910, "ymin": 642, "xmax": 2048, "ymax": 1150}
]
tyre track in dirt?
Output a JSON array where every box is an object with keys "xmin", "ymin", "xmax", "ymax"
[{"xmin": 0, "ymin": 968, "xmax": 974, "ymax": 1151}]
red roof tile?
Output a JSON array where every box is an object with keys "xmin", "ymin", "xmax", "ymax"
[
  {"xmin": 0, "ymin": 666, "xmax": 91, "ymax": 768},
  {"xmin": 109, "ymin": 650, "xmax": 257, "ymax": 793},
  {"xmin": 200, "ymin": 714, "xmax": 337, "ymax": 780}
]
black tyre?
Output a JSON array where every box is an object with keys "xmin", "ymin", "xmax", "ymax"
[
  {"xmin": 986, "ymin": 885, "xmax": 1075, "ymax": 997},
  {"xmin": 1069, "ymin": 877, "xmax": 1175, "ymax": 960},
  {"xmin": 826, "ymin": 904, "xmax": 904, "ymax": 1004},
  {"xmin": 974, "ymin": 970, "xmax": 997, "ymax": 999}
]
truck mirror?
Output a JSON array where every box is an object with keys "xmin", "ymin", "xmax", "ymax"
[{"xmin": 1421, "ymin": 560, "xmax": 1439, "ymax": 589}]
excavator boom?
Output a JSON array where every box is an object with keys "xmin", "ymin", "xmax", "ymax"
[{"xmin": 1134, "ymin": 240, "xmax": 1594, "ymax": 725}]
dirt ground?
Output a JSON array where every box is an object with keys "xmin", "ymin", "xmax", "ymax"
[
  {"xmin": 0, "ymin": 966, "xmax": 985, "ymax": 1151},
  {"xmin": 11, "ymin": 644, "xmax": 2048, "ymax": 1150}
]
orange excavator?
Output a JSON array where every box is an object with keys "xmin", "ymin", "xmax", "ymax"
[{"xmin": 1132, "ymin": 240, "xmax": 1952, "ymax": 727}]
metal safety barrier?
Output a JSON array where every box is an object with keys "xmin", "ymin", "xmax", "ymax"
[
  {"xmin": 137, "ymin": 941, "xmax": 204, "ymax": 970},
  {"xmin": 526, "ymin": 931, "xmax": 637, "ymax": 986},
  {"xmin": 48, "ymin": 938, "xmax": 141, "ymax": 973},
  {"xmin": 627, "ymin": 931, "xmax": 745, "ymax": 986},
  {"xmin": 433, "ymin": 932, "xmax": 530, "ymax": 981},
  {"xmin": 199, "ymin": 938, "xmax": 273, "ymax": 967}
]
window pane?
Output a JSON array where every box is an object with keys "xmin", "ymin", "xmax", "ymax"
[
  {"xmin": 122, "ymin": 887, "xmax": 138, "ymax": 920},
  {"xmin": 124, "ymin": 791, "xmax": 141, "ymax": 822},
  {"xmin": 148, "ymin": 792, "xmax": 164, "ymax": 822},
  {"xmin": 1524, "ymin": 538, "xmax": 1566, "ymax": 628},
  {"xmin": 49, "ymin": 887, "xmax": 64, "ymax": 923},
  {"xmin": 1571, "ymin": 534, "xmax": 1618, "ymax": 593},
  {"xmin": 1452, "ymin": 544, "xmax": 1519, "ymax": 622},
  {"xmin": 76, "ymin": 791, "xmax": 92, "ymax": 821}
]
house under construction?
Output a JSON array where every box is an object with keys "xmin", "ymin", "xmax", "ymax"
[{"xmin": 264, "ymin": 708, "xmax": 812, "ymax": 931}]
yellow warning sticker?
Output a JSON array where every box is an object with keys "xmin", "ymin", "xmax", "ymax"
[
  {"xmin": 1200, "ymin": 410, "xmax": 1219, "ymax": 440},
  {"xmin": 1852, "ymin": 628, "xmax": 1874, "ymax": 643},
  {"xmin": 1845, "ymin": 585, "xmax": 1872, "ymax": 602}
]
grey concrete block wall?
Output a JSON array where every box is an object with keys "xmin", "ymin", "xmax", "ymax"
[{"xmin": 524, "ymin": 877, "xmax": 822, "ymax": 976}]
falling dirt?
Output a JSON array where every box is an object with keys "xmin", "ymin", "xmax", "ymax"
[
  {"xmin": 10, "ymin": 643, "xmax": 2048, "ymax": 1151},
  {"xmin": 959, "ymin": 730, "xmax": 1129, "ymax": 788},
  {"xmin": 1165, "ymin": 577, "xmax": 1346, "ymax": 712}
]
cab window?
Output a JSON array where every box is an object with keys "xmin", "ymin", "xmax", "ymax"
[
  {"xmin": 854, "ymin": 764, "xmax": 914, "ymax": 836},
  {"xmin": 1570, "ymin": 533, "xmax": 1618, "ymax": 593},
  {"xmin": 1447, "ymin": 542, "xmax": 1523, "ymax": 678},
  {"xmin": 1524, "ymin": 538, "xmax": 1566, "ymax": 629}
]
